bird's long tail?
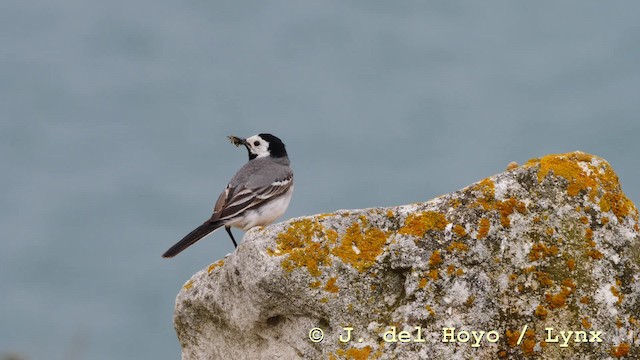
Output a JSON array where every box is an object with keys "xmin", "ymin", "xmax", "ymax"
[{"xmin": 162, "ymin": 220, "xmax": 224, "ymax": 258}]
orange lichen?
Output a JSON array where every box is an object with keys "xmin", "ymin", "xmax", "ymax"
[
  {"xmin": 546, "ymin": 284, "xmax": 574, "ymax": 309},
  {"xmin": 585, "ymin": 228, "xmax": 593, "ymax": 239},
  {"xmin": 496, "ymin": 198, "xmax": 527, "ymax": 227},
  {"xmin": 567, "ymin": 258, "xmax": 576, "ymax": 271},
  {"xmin": 398, "ymin": 211, "xmax": 448, "ymax": 238},
  {"xmin": 582, "ymin": 317, "xmax": 592, "ymax": 329},
  {"xmin": 344, "ymin": 346, "xmax": 372, "ymax": 360},
  {"xmin": 271, "ymin": 219, "xmax": 332, "ymax": 277},
  {"xmin": 588, "ymin": 250, "xmax": 604, "ymax": 260},
  {"xmin": 426, "ymin": 305, "xmax": 435, "ymax": 316},
  {"xmin": 522, "ymin": 329, "xmax": 536, "ymax": 355},
  {"xmin": 529, "ymin": 243, "xmax": 559, "ymax": 261},
  {"xmin": 601, "ymin": 217, "xmax": 610, "ymax": 225},
  {"xmin": 505, "ymin": 329, "xmax": 520, "ymax": 347},
  {"xmin": 611, "ymin": 286, "xmax": 624, "ymax": 305},
  {"xmin": 611, "ymin": 342, "xmax": 630, "ymax": 358},
  {"xmin": 429, "ymin": 250, "xmax": 442, "ymax": 267},
  {"xmin": 580, "ymin": 216, "xmax": 589, "ymax": 225},
  {"xmin": 580, "ymin": 296, "xmax": 590, "ymax": 304},
  {"xmin": 453, "ymin": 224, "xmax": 467, "ymax": 237},
  {"xmin": 331, "ymin": 222, "xmax": 387, "ymax": 272},
  {"xmin": 446, "ymin": 264, "xmax": 455, "ymax": 275},
  {"xmin": 207, "ymin": 259, "xmax": 225, "ymax": 273},
  {"xmin": 477, "ymin": 218, "xmax": 490, "ymax": 239},
  {"xmin": 447, "ymin": 241, "xmax": 469, "ymax": 252},
  {"xmin": 455, "ymin": 268, "xmax": 464, "ymax": 276},
  {"xmin": 418, "ymin": 278, "xmax": 427, "ymax": 289},
  {"xmin": 526, "ymin": 152, "xmax": 638, "ymax": 222},
  {"xmin": 386, "ymin": 210, "xmax": 394, "ymax": 218},
  {"xmin": 536, "ymin": 271, "xmax": 554, "ymax": 287},
  {"xmin": 309, "ymin": 280, "xmax": 321, "ymax": 288},
  {"xmin": 182, "ymin": 280, "xmax": 193, "ymax": 290},
  {"xmin": 428, "ymin": 269, "xmax": 439, "ymax": 280},
  {"xmin": 324, "ymin": 277, "xmax": 339, "ymax": 293},
  {"xmin": 527, "ymin": 153, "xmax": 597, "ymax": 196},
  {"xmin": 535, "ymin": 305, "xmax": 548, "ymax": 319}
]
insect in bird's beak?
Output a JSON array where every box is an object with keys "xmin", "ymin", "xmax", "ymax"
[{"xmin": 228, "ymin": 135, "xmax": 248, "ymax": 147}]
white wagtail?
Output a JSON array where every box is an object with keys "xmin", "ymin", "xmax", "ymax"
[{"xmin": 162, "ymin": 133, "xmax": 293, "ymax": 258}]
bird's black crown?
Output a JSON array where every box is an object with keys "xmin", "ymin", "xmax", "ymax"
[{"xmin": 260, "ymin": 133, "xmax": 288, "ymax": 158}]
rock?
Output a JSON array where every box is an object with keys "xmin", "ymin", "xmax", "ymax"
[{"xmin": 173, "ymin": 152, "xmax": 640, "ymax": 359}]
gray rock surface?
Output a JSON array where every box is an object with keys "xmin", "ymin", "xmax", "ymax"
[{"xmin": 173, "ymin": 152, "xmax": 640, "ymax": 359}]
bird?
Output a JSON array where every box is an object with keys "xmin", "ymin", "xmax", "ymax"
[{"xmin": 162, "ymin": 133, "xmax": 293, "ymax": 258}]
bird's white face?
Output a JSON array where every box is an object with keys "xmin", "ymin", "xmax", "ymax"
[{"xmin": 245, "ymin": 135, "xmax": 271, "ymax": 158}]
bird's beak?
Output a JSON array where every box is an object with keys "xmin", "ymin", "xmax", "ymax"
[{"xmin": 228, "ymin": 135, "xmax": 249, "ymax": 148}]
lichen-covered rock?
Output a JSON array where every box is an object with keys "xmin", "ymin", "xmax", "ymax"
[{"xmin": 173, "ymin": 152, "xmax": 640, "ymax": 359}]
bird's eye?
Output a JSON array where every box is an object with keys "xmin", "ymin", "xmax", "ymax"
[{"xmin": 254, "ymin": 141, "xmax": 260, "ymax": 146}]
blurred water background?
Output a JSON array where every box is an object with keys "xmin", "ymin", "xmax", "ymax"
[{"xmin": 2, "ymin": 1, "xmax": 639, "ymax": 359}]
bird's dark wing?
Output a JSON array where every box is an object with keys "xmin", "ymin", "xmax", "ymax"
[{"xmin": 211, "ymin": 173, "xmax": 293, "ymax": 222}]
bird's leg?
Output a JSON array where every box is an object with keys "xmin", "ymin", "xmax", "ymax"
[{"xmin": 225, "ymin": 226, "xmax": 238, "ymax": 248}]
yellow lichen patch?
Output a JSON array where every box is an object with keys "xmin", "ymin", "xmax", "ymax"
[
  {"xmin": 527, "ymin": 152, "xmax": 597, "ymax": 196},
  {"xmin": 587, "ymin": 249, "xmax": 604, "ymax": 260},
  {"xmin": 428, "ymin": 269, "xmax": 439, "ymax": 280},
  {"xmin": 611, "ymin": 342, "xmax": 630, "ymax": 358},
  {"xmin": 453, "ymin": 224, "xmax": 467, "ymax": 237},
  {"xmin": 447, "ymin": 241, "xmax": 468, "ymax": 252},
  {"xmin": 331, "ymin": 222, "xmax": 388, "ymax": 273},
  {"xmin": 581, "ymin": 317, "xmax": 592, "ymax": 329},
  {"xmin": 496, "ymin": 197, "xmax": 527, "ymax": 227},
  {"xmin": 418, "ymin": 278, "xmax": 427, "ymax": 289},
  {"xmin": 271, "ymin": 219, "xmax": 332, "ymax": 277},
  {"xmin": 611, "ymin": 286, "xmax": 624, "ymax": 305},
  {"xmin": 343, "ymin": 346, "xmax": 372, "ymax": 360},
  {"xmin": 446, "ymin": 264, "xmax": 456, "ymax": 275},
  {"xmin": 535, "ymin": 305, "xmax": 548, "ymax": 319},
  {"xmin": 545, "ymin": 283, "xmax": 574, "ymax": 309},
  {"xmin": 309, "ymin": 280, "xmax": 321, "ymax": 288},
  {"xmin": 505, "ymin": 329, "xmax": 520, "ymax": 348},
  {"xmin": 398, "ymin": 211, "xmax": 448, "ymax": 238},
  {"xmin": 386, "ymin": 210, "xmax": 394, "ymax": 219},
  {"xmin": 324, "ymin": 277, "xmax": 339, "ymax": 293},
  {"xmin": 580, "ymin": 216, "xmax": 589, "ymax": 225},
  {"xmin": 536, "ymin": 271, "xmax": 554, "ymax": 287},
  {"xmin": 319, "ymin": 297, "xmax": 329, "ymax": 303},
  {"xmin": 601, "ymin": 217, "xmax": 610, "ymax": 225},
  {"xmin": 566, "ymin": 257, "xmax": 576, "ymax": 271},
  {"xmin": 326, "ymin": 229, "xmax": 339, "ymax": 245},
  {"xmin": 585, "ymin": 228, "xmax": 593, "ymax": 240},
  {"xmin": 207, "ymin": 259, "xmax": 225, "ymax": 273},
  {"xmin": 182, "ymin": 280, "xmax": 193, "ymax": 290},
  {"xmin": 527, "ymin": 152, "xmax": 638, "ymax": 222},
  {"xmin": 522, "ymin": 329, "xmax": 536, "ymax": 355},
  {"xmin": 429, "ymin": 250, "xmax": 442, "ymax": 267},
  {"xmin": 477, "ymin": 218, "xmax": 490, "ymax": 239},
  {"xmin": 529, "ymin": 243, "xmax": 559, "ymax": 261},
  {"xmin": 426, "ymin": 304, "xmax": 435, "ymax": 316}
]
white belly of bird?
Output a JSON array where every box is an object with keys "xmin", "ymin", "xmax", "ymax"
[{"xmin": 227, "ymin": 185, "xmax": 294, "ymax": 231}]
